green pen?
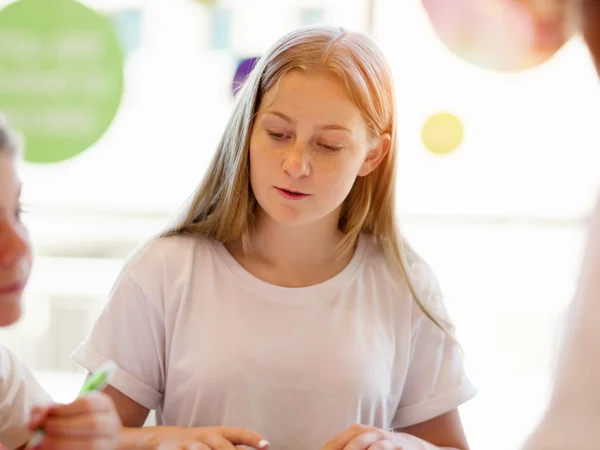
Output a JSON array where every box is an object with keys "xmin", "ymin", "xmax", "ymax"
[{"xmin": 25, "ymin": 360, "xmax": 118, "ymax": 449}]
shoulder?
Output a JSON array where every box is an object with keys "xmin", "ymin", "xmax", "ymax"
[
  {"xmin": 108, "ymin": 234, "xmax": 219, "ymax": 308},
  {"xmin": 404, "ymin": 243, "xmax": 452, "ymax": 329},
  {"xmin": 0, "ymin": 344, "xmax": 25, "ymax": 379},
  {"xmin": 0, "ymin": 345, "xmax": 52, "ymax": 407},
  {"xmin": 404, "ymin": 243, "xmax": 443, "ymax": 304},
  {"xmin": 360, "ymin": 234, "xmax": 448, "ymax": 326},
  {"xmin": 360, "ymin": 234, "xmax": 441, "ymax": 297},
  {"xmin": 0, "ymin": 344, "xmax": 15, "ymax": 378},
  {"xmin": 123, "ymin": 234, "xmax": 216, "ymax": 281},
  {"xmin": 0, "ymin": 346, "xmax": 52, "ymax": 448}
]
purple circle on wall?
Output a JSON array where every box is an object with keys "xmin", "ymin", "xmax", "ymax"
[{"xmin": 232, "ymin": 56, "xmax": 260, "ymax": 96}]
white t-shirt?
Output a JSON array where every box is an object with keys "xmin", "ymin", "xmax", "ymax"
[
  {"xmin": 523, "ymin": 197, "xmax": 600, "ymax": 449},
  {"xmin": 0, "ymin": 346, "xmax": 52, "ymax": 450},
  {"xmin": 72, "ymin": 233, "xmax": 476, "ymax": 449}
]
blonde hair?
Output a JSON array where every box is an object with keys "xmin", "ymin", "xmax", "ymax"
[{"xmin": 164, "ymin": 26, "xmax": 454, "ymax": 335}]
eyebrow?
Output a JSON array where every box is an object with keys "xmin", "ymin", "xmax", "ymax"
[{"xmin": 264, "ymin": 111, "xmax": 353, "ymax": 134}]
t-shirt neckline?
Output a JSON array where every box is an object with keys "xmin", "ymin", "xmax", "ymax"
[{"xmin": 211, "ymin": 233, "xmax": 369, "ymax": 302}]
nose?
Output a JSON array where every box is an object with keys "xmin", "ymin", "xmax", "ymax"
[
  {"xmin": 0, "ymin": 220, "xmax": 29, "ymax": 267},
  {"xmin": 282, "ymin": 141, "xmax": 311, "ymax": 178}
]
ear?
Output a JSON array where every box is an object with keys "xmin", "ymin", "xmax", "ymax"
[{"xmin": 358, "ymin": 133, "xmax": 391, "ymax": 177}]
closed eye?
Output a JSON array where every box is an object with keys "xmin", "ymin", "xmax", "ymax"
[
  {"xmin": 267, "ymin": 130, "xmax": 287, "ymax": 140},
  {"xmin": 318, "ymin": 143, "xmax": 343, "ymax": 152}
]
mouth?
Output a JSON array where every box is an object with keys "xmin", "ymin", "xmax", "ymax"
[
  {"xmin": 275, "ymin": 187, "xmax": 310, "ymax": 199},
  {"xmin": 0, "ymin": 282, "xmax": 25, "ymax": 295}
]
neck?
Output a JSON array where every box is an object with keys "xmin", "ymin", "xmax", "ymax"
[{"xmin": 249, "ymin": 207, "xmax": 347, "ymax": 269}]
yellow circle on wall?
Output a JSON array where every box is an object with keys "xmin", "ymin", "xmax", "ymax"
[{"xmin": 421, "ymin": 112, "xmax": 464, "ymax": 155}]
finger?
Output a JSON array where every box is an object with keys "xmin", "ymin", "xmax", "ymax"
[
  {"xmin": 179, "ymin": 442, "xmax": 210, "ymax": 450},
  {"xmin": 38, "ymin": 435, "xmax": 114, "ymax": 450},
  {"xmin": 43, "ymin": 413, "xmax": 120, "ymax": 439},
  {"xmin": 367, "ymin": 441, "xmax": 397, "ymax": 450},
  {"xmin": 323, "ymin": 425, "xmax": 372, "ymax": 450},
  {"xmin": 219, "ymin": 428, "xmax": 270, "ymax": 449},
  {"xmin": 29, "ymin": 406, "xmax": 52, "ymax": 430},
  {"xmin": 48, "ymin": 392, "xmax": 115, "ymax": 417},
  {"xmin": 344, "ymin": 432, "xmax": 385, "ymax": 450},
  {"xmin": 203, "ymin": 436, "xmax": 237, "ymax": 450},
  {"xmin": 157, "ymin": 444, "xmax": 180, "ymax": 450}
]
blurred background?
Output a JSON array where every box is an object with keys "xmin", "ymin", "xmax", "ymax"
[{"xmin": 1, "ymin": 0, "xmax": 600, "ymax": 449}]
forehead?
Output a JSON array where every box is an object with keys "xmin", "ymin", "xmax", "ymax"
[
  {"xmin": 260, "ymin": 70, "xmax": 364, "ymax": 125},
  {"xmin": 0, "ymin": 152, "xmax": 19, "ymax": 204}
]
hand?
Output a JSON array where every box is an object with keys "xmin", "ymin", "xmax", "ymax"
[
  {"xmin": 322, "ymin": 424, "xmax": 415, "ymax": 450},
  {"xmin": 28, "ymin": 391, "xmax": 121, "ymax": 450},
  {"xmin": 128, "ymin": 426, "xmax": 270, "ymax": 450}
]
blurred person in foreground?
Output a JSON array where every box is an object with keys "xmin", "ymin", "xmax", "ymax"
[
  {"xmin": 523, "ymin": 1, "xmax": 600, "ymax": 448},
  {"xmin": 0, "ymin": 117, "xmax": 121, "ymax": 450}
]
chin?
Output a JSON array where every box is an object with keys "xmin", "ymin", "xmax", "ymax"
[
  {"xmin": 0, "ymin": 296, "xmax": 23, "ymax": 327},
  {"xmin": 270, "ymin": 210, "xmax": 309, "ymax": 226},
  {"xmin": 267, "ymin": 205, "xmax": 335, "ymax": 228}
]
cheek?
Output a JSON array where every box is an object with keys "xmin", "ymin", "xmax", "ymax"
[
  {"xmin": 250, "ymin": 138, "xmax": 279, "ymax": 178},
  {"xmin": 249, "ymin": 142, "xmax": 264, "ymax": 181},
  {"xmin": 249, "ymin": 143, "xmax": 272, "ymax": 198},
  {"xmin": 0, "ymin": 223, "xmax": 32, "ymax": 266},
  {"xmin": 16, "ymin": 226, "xmax": 33, "ymax": 276},
  {"xmin": 15, "ymin": 233, "xmax": 33, "ymax": 285},
  {"xmin": 24, "ymin": 247, "xmax": 33, "ymax": 274},
  {"xmin": 317, "ymin": 158, "xmax": 363, "ymax": 202}
]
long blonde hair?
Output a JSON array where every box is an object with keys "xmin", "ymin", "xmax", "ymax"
[{"xmin": 164, "ymin": 26, "xmax": 453, "ymax": 335}]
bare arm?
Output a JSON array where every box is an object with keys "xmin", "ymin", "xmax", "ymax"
[
  {"xmin": 395, "ymin": 409, "xmax": 470, "ymax": 450},
  {"xmin": 102, "ymin": 385, "xmax": 150, "ymax": 427},
  {"xmin": 99, "ymin": 384, "xmax": 160, "ymax": 449},
  {"xmin": 100, "ymin": 384, "xmax": 269, "ymax": 450}
]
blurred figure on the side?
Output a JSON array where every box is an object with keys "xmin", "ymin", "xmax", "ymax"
[
  {"xmin": 523, "ymin": 1, "xmax": 600, "ymax": 448},
  {"xmin": 0, "ymin": 117, "xmax": 121, "ymax": 450}
]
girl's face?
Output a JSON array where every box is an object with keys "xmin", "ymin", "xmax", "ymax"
[
  {"xmin": 249, "ymin": 70, "xmax": 389, "ymax": 227},
  {"xmin": 0, "ymin": 151, "xmax": 31, "ymax": 326}
]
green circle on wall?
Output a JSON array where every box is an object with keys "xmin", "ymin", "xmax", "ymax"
[{"xmin": 0, "ymin": 0, "xmax": 124, "ymax": 163}]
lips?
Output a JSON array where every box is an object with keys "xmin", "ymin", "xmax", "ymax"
[
  {"xmin": 0, "ymin": 281, "xmax": 25, "ymax": 295},
  {"xmin": 278, "ymin": 187, "xmax": 306, "ymax": 195},
  {"xmin": 275, "ymin": 187, "xmax": 310, "ymax": 200}
]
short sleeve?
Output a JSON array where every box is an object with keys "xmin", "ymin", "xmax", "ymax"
[
  {"xmin": 391, "ymin": 259, "xmax": 476, "ymax": 429},
  {"xmin": 71, "ymin": 267, "xmax": 166, "ymax": 411},
  {"xmin": 0, "ymin": 346, "xmax": 53, "ymax": 450}
]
